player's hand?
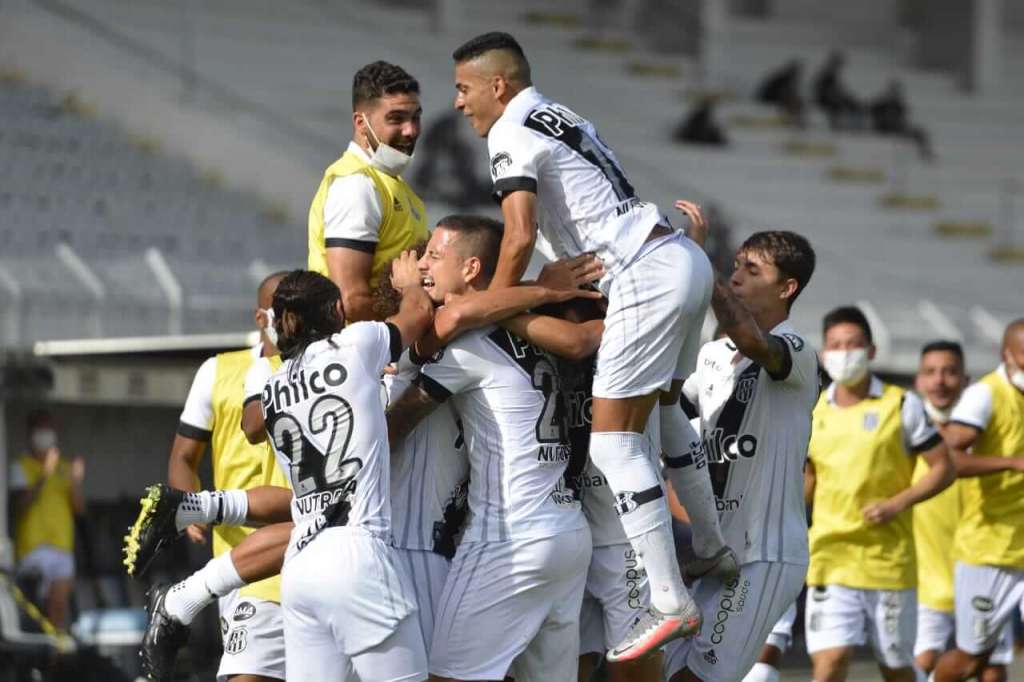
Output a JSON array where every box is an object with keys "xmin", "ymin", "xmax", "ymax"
[
  {"xmin": 43, "ymin": 447, "xmax": 60, "ymax": 477},
  {"xmin": 186, "ymin": 524, "xmax": 208, "ymax": 545},
  {"xmin": 537, "ymin": 254, "xmax": 605, "ymax": 291},
  {"xmin": 675, "ymin": 200, "xmax": 709, "ymax": 248},
  {"xmin": 862, "ymin": 500, "xmax": 901, "ymax": 524},
  {"xmin": 390, "ymin": 250, "xmax": 423, "ymax": 291},
  {"xmin": 70, "ymin": 455, "xmax": 85, "ymax": 485}
]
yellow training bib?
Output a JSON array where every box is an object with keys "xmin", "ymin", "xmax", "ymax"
[
  {"xmin": 913, "ymin": 458, "xmax": 959, "ymax": 611},
  {"xmin": 14, "ymin": 454, "xmax": 75, "ymax": 559}
]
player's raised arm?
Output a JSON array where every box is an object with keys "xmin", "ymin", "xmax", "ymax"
[
  {"xmin": 326, "ymin": 246, "xmax": 376, "ymax": 322},
  {"xmin": 500, "ymin": 314, "xmax": 604, "ymax": 361},
  {"xmin": 711, "ymin": 278, "xmax": 792, "ymax": 378},
  {"xmin": 386, "ymin": 249, "xmax": 434, "ymax": 351},
  {"xmin": 492, "ymin": 191, "xmax": 538, "ymax": 288}
]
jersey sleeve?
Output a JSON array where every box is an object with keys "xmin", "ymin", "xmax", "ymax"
[
  {"xmin": 178, "ymin": 357, "xmax": 217, "ymax": 441},
  {"xmin": 415, "ymin": 342, "xmax": 481, "ymax": 402},
  {"xmin": 323, "ymin": 174, "xmax": 383, "ymax": 253},
  {"xmin": 767, "ymin": 332, "xmax": 818, "ymax": 386},
  {"xmin": 949, "ymin": 381, "xmax": 994, "ymax": 431},
  {"xmin": 340, "ymin": 321, "xmax": 402, "ymax": 376},
  {"xmin": 488, "ymin": 123, "xmax": 546, "ymax": 200},
  {"xmin": 244, "ymin": 357, "xmax": 274, "ymax": 406},
  {"xmin": 901, "ymin": 391, "xmax": 943, "ymax": 454}
]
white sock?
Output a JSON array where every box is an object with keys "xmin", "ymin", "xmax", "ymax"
[
  {"xmin": 163, "ymin": 553, "xmax": 244, "ymax": 625},
  {"xmin": 659, "ymin": 405, "xmax": 726, "ymax": 558},
  {"xmin": 589, "ymin": 431, "xmax": 690, "ymax": 614},
  {"xmin": 175, "ymin": 490, "xmax": 249, "ymax": 531},
  {"xmin": 742, "ymin": 662, "xmax": 780, "ymax": 682}
]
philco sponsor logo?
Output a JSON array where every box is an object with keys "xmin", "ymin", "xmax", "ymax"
[
  {"xmin": 263, "ymin": 362, "xmax": 348, "ymax": 412},
  {"xmin": 233, "ymin": 601, "xmax": 256, "ymax": 622},
  {"xmin": 710, "ymin": 577, "xmax": 751, "ymax": 645},
  {"xmin": 704, "ymin": 427, "xmax": 758, "ymax": 463},
  {"xmin": 623, "ymin": 549, "xmax": 646, "ymax": 610}
]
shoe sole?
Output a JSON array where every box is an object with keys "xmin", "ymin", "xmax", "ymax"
[
  {"xmin": 123, "ymin": 485, "xmax": 169, "ymax": 577},
  {"xmin": 606, "ymin": 613, "xmax": 702, "ymax": 663}
]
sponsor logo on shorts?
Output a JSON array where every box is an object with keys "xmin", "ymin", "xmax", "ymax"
[
  {"xmin": 710, "ymin": 576, "xmax": 751, "ymax": 645},
  {"xmin": 623, "ymin": 549, "xmax": 646, "ymax": 610},
  {"xmin": 703, "ymin": 648, "xmax": 718, "ymax": 665},
  {"xmin": 490, "ymin": 152, "xmax": 513, "ymax": 178},
  {"xmin": 972, "ymin": 596, "xmax": 994, "ymax": 613},
  {"xmin": 224, "ymin": 627, "xmax": 247, "ymax": 655},
  {"xmin": 233, "ymin": 601, "xmax": 256, "ymax": 622}
]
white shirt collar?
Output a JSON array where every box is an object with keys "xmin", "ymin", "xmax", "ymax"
[
  {"xmin": 347, "ymin": 140, "xmax": 372, "ymax": 164},
  {"xmin": 499, "ymin": 86, "xmax": 543, "ymax": 125},
  {"xmin": 826, "ymin": 374, "xmax": 883, "ymax": 404}
]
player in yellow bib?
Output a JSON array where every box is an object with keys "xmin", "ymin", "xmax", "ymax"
[
  {"xmin": 804, "ymin": 306, "xmax": 954, "ymax": 682},
  {"xmin": 934, "ymin": 319, "xmax": 1024, "ymax": 681},
  {"xmin": 911, "ymin": 341, "xmax": 1014, "ymax": 680},
  {"xmin": 130, "ymin": 272, "xmax": 289, "ymax": 682},
  {"xmin": 307, "ymin": 60, "xmax": 429, "ymax": 322}
]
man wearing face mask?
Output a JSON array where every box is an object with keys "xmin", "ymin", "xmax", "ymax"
[
  {"xmin": 307, "ymin": 60, "xmax": 429, "ymax": 322},
  {"xmin": 804, "ymin": 306, "xmax": 954, "ymax": 682},
  {"xmin": 9, "ymin": 410, "xmax": 85, "ymax": 630},
  {"xmin": 911, "ymin": 341, "xmax": 1014, "ymax": 681},
  {"xmin": 129, "ymin": 271, "xmax": 291, "ymax": 682},
  {"xmin": 933, "ymin": 319, "xmax": 1024, "ymax": 681}
]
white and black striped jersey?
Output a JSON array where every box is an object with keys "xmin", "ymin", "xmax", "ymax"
[
  {"xmin": 416, "ymin": 325, "xmax": 588, "ymax": 543},
  {"xmin": 261, "ymin": 321, "xmax": 401, "ymax": 558},
  {"xmin": 487, "ymin": 86, "xmax": 666, "ymax": 287},
  {"xmin": 384, "ymin": 355, "xmax": 470, "ymax": 559},
  {"xmin": 681, "ymin": 321, "xmax": 820, "ymax": 565}
]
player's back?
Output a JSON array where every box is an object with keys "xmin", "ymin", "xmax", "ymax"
[
  {"xmin": 418, "ymin": 325, "xmax": 587, "ymax": 543},
  {"xmin": 488, "ymin": 87, "xmax": 663, "ymax": 281},
  {"xmin": 261, "ymin": 321, "xmax": 398, "ymax": 556}
]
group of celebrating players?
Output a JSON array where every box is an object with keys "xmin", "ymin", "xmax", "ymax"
[{"xmin": 118, "ymin": 31, "xmax": 1024, "ymax": 682}]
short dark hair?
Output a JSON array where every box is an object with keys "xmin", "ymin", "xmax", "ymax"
[
  {"xmin": 737, "ymin": 231, "xmax": 816, "ymax": 308},
  {"xmin": 27, "ymin": 410, "xmax": 51, "ymax": 430},
  {"xmin": 436, "ymin": 214, "xmax": 505, "ymax": 280},
  {"xmin": 921, "ymin": 340, "xmax": 964, "ymax": 365},
  {"xmin": 272, "ymin": 270, "xmax": 344, "ymax": 361},
  {"xmin": 823, "ymin": 306, "xmax": 873, "ymax": 345},
  {"xmin": 351, "ymin": 61, "xmax": 419, "ymax": 111},
  {"xmin": 453, "ymin": 31, "xmax": 526, "ymax": 63}
]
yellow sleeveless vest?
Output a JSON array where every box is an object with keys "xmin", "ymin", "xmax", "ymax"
[
  {"xmin": 210, "ymin": 349, "xmax": 288, "ymax": 603},
  {"xmin": 912, "ymin": 458, "xmax": 959, "ymax": 611},
  {"xmin": 14, "ymin": 454, "xmax": 74, "ymax": 559},
  {"xmin": 307, "ymin": 149, "xmax": 429, "ymax": 290},
  {"xmin": 807, "ymin": 382, "xmax": 917, "ymax": 590},
  {"xmin": 953, "ymin": 370, "xmax": 1024, "ymax": 569}
]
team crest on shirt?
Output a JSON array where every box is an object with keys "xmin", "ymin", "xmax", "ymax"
[
  {"xmin": 490, "ymin": 151, "xmax": 513, "ymax": 178},
  {"xmin": 735, "ymin": 376, "xmax": 757, "ymax": 404},
  {"xmin": 863, "ymin": 412, "xmax": 879, "ymax": 431},
  {"xmin": 224, "ymin": 627, "xmax": 247, "ymax": 654}
]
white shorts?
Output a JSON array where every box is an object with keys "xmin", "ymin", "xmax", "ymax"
[
  {"xmin": 953, "ymin": 561, "xmax": 1024, "ymax": 656},
  {"xmin": 430, "ymin": 527, "xmax": 591, "ymax": 681},
  {"xmin": 281, "ymin": 527, "xmax": 426, "ymax": 682},
  {"xmin": 765, "ymin": 602, "xmax": 798, "ymax": 653},
  {"xmin": 804, "ymin": 584, "xmax": 916, "ymax": 669},
  {"xmin": 216, "ymin": 590, "xmax": 286, "ymax": 680},
  {"xmin": 664, "ymin": 561, "xmax": 806, "ymax": 682},
  {"xmin": 915, "ymin": 605, "xmax": 1014, "ymax": 665},
  {"xmin": 17, "ymin": 545, "xmax": 74, "ymax": 597},
  {"xmin": 593, "ymin": 233, "xmax": 712, "ymax": 399},
  {"xmin": 394, "ymin": 548, "xmax": 450, "ymax": 653},
  {"xmin": 579, "ymin": 543, "xmax": 649, "ymax": 655}
]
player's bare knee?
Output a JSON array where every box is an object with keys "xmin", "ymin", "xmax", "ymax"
[{"xmin": 915, "ymin": 650, "xmax": 939, "ymax": 674}]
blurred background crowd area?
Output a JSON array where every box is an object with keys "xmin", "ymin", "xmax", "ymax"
[{"xmin": 0, "ymin": 0, "xmax": 1022, "ymax": 679}]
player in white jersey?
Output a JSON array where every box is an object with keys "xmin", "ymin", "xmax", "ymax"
[
  {"xmin": 387, "ymin": 215, "xmax": 592, "ymax": 681},
  {"xmin": 451, "ymin": 31, "xmax": 733, "ymax": 661},
  {"xmin": 664, "ymin": 231, "xmax": 820, "ymax": 682}
]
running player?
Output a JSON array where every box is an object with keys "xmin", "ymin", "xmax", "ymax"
[
  {"xmin": 664, "ymin": 231, "xmax": 819, "ymax": 682},
  {"xmin": 804, "ymin": 306, "xmax": 955, "ymax": 682},
  {"xmin": 308, "ymin": 60, "xmax": 429, "ymax": 321},
  {"xmin": 387, "ymin": 215, "xmax": 592, "ymax": 681},
  {"xmin": 125, "ymin": 272, "xmax": 289, "ymax": 682},
  {"xmin": 451, "ymin": 31, "xmax": 731, "ymax": 659},
  {"xmin": 933, "ymin": 319, "xmax": 1024, "ymax": 681},
  {"xmin": 912, "ymin": 340, "xmax": 1014, "ymax": 681}
]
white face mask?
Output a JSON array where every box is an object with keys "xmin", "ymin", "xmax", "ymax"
[
  {"xmin": 1007, "ymin": 359, "xmax": 1024, "ymax": 392},
  {"xmin": 361, "ymin": 114, "xmax": 414, "ymax": 176},
  {"xmin": 31, "ymin": 428, "xmax": 57, "ymax": 452},
  {"xmin": 922, "ymin": 398, "xmax": 952, "ymax": 425},
  {"xmin": 823, "ymin": 348, "xmax": 870, "ymax": 386},
  {"xmin": 261, "ymin": 308, "xmax": 278, "ymax": 348}
]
